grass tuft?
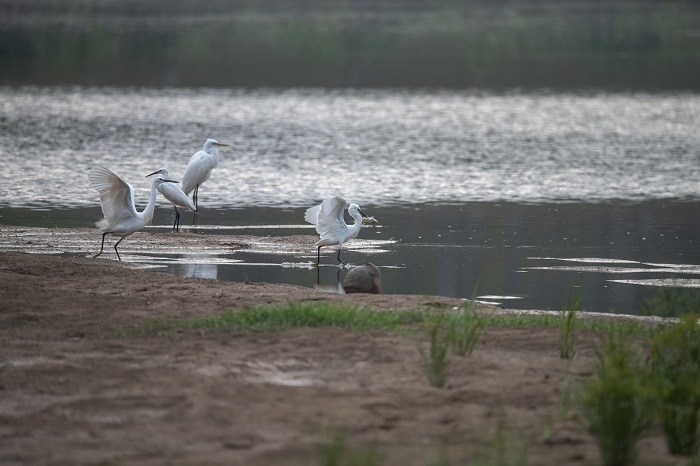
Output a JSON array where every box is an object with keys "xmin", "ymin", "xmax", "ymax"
[
  {"xmin": 447, "ymin": 301, "xmax": 483, "ymax": 356},
  {"xmin": 146, "ymin": 302, "xmax": 428, "ymax": 334},
  {"xmin": 650, "ymin": 313, "xmax": 700, "ymax": 456},
  {"xmin": 420, "ymin": 317, "xmax": 450, "ymax": 388},
  {"xmin": 641, "ymin": 287, "xmax": 700, "ymax": 318},
  {"xmin": 128, "ymin": 303, "xmax": 666, "ymax": 342},
  {"xmin": 560, "ymin": 290, "xmax": 581, "ymax": 359},
  {"xmin": 581, "ymin": 335, "xmax": 652, "ymax": 466}
]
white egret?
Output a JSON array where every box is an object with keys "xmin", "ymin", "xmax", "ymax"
[
  {"xmin": 181, "ymin": 138, "xmax": 230, "ymax": 211},
  {"xmin": 146, "ymin": 168, "xmax": 196, "ymax": 232},
  {"xmin": 304, "ymin": 195, "xmax": 373, "ymax": 266},
  {"xmin": 88, "ymin": 166, "xmax": 178, "ymax": 261},
  {"xmin": 306, "ymin": 201, "xmax": 378, "ymax": 228}
]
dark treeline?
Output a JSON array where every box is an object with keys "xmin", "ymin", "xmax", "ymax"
[{"xmin": 1, "ymin": 0, "xmax": 699, "ymax": 89}]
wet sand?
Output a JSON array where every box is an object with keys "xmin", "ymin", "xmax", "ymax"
[{"xmin": 0, "ymin": 225, "xmax": 683, "ymax": 465}]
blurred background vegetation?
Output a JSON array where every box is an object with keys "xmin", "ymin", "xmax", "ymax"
[{"xmin": 1, "ymin": 0, "xmax": 699, "ymax": 89}]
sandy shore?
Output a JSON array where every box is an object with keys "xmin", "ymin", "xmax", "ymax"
[{"xmin": 0, "ymin": 226, "xmax": 683, "ymax": 465}]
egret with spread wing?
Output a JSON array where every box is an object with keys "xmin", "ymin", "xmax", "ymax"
[
  {"xmin": 305, "ymin": 195, "xmax": 374, "ymax": 266},
  {"xmin": 89, "ymin": 167, "xmax": 178, "ymax": 261},
  {"xmin": 147, "ymin": 168, "xmax": 196, "ymax": 232},
  {"xmin": 181, "ymin": 138, "xmax": 230, "ymax": 212}
]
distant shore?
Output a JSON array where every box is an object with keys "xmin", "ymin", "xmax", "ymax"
[{"xmin": 1, "ymin": 0, "xmax": 698, "ymax": 89}]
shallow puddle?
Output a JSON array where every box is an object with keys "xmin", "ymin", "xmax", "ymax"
[{"xmin": 4, "ymin": 199, "xmax": 700, "ymax": 315}]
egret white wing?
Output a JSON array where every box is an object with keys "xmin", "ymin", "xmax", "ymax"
[
  {"xmin": 182, "ymin": 151, "xmax": 212, "ymax": 195},
  {"xmin": 158, "ymin": 182, "xmax": 196, "ymax": 210},
  {"xmin": 316, "ymin": 195, "xmax": 348, "ymax": 241},
  {"xmin": 88, "ymin": 167, "xmax": 137, "ymax": 230},
  {"xmin": 304, "ymin": 204, "xmax": 321, "ymax": 226},
  {"xmin": 321, "ymin": 196, "xmax": 347, "ymax": 223}
]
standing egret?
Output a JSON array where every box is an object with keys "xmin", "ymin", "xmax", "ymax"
[
  {"xmin": 88, "ymin": 167, "xmax": 178, "ymax": 261},
  {"xmin": 181, "ymin": 138, "xmax": 230, "ymax": 212},
  {"xmin": 146, "ymin": 168, "xmax": 196, "ymax": 232},
  {"xmin": 304, "ymin": 195, "xmax": 373, "ymax": 266}
]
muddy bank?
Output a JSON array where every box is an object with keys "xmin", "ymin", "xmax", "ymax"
[{"xmin": 0, "ymin": 247, "xmax": 681, "ymax": 465}]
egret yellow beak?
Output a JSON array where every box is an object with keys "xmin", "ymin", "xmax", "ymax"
[{"xmin": 214, "ymin": 142, "xmax": 230, "ymax": 147}]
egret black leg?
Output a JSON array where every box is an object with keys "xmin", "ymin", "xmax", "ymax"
[
  {"xmin": 316, "ymin": 245, "xmax": 323, "ymax": 266},
  {"xmin": 173, "ymin": 206, "xmax": 180, "ymax": 232},
  {"xmin": 113, "ymin": 237, "xmax": 125, "ymax": 261},
  {"xmin": 95, "ymin": 232, "xmax": 110, "ymax": 258},
  {"xmin": 192, "ymin": 185, "xmax": 199, "ymax": 226},
  {"xmin": 336, "ymin": 248, "xmax": 345, "ymax": 265}
]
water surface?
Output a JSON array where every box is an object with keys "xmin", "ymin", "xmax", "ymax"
[
  {"xmin": 2, "ymin": 87, "xmax": 699, "ymax": 315},
  {"xmin": 2, "ymin": 86, "xmax": 699, "ymax": 207}
]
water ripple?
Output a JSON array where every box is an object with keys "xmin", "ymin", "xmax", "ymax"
[{"xmin": 1, "ymin": 86, "xmax": 699, "ymax": 209}]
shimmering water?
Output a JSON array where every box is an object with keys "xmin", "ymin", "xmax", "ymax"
[
  {"xmin": 2, "ymin": 87, "xmax": 699, "ymax": 207},
  {"xmin": 2, "ymin": 86, "xmax": 700, "ymax": 315}
]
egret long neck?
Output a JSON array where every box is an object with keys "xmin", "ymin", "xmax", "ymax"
[
  {"xmin": 139, "ymin": 180, "xmax": 160, "ymax": 225},
  {"xmin": 208, "ymin": 147, "xmax": 220, "ymax": 168},
  {"xmin": 348, "ymin": 212, "xmax": 364, "ymax": 239}
]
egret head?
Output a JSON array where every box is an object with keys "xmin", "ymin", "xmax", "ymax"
[
  {"xmin": 153, "ymin": 176, "xmax": 179, "ymax": 186},
  {"xmin": 203, "ymin": 138, "xmax": 231, "ymax": 152},
  {"xmin": 348, "ymin": 203, "xmax": 367, "ymax": 219},
  {"xmin": 146, "ymin": 168, "xmax": 169, "ymax": 178}
]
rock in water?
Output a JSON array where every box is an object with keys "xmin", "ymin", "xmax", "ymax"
[{"xmin": 343, "ymin": 263, "xmax": 382, "ymax": 294}]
